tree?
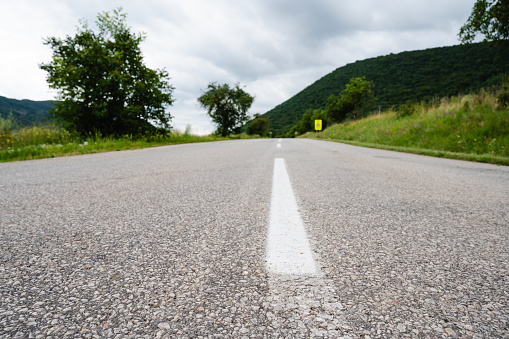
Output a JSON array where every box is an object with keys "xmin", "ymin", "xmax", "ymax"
[
  {"xmin": 40, "ymin": 8, "xmax": 175, "ymax": 137},
  {"xmin": 326, "ymin": 77, "xmax": 373, "ymax": 122},
  {"xmin": 459, "ymin": 0, "xmax": 509, "ymax": 43},
  {"xmin": 247, "ymin": 114, "xmax": 270, "ymax": 137},
  {"xmin": 198, "ymin": 82, "xmax": 254, "ymax": 137},
  {"xmin": 326, "ymin": 94, "xmax": 354, "ymax": 123}
]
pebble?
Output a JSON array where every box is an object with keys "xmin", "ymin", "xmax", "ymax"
[
  {"xmin": 445, "ymin": 328, "xmax": 457, "ymax": 336},
  {"xmin": 397, "ymin": 324, "xmax": 406, "ymax": 333},
  {"xmin": 157, "ymin": 322, "xmax": 171, "ymax": 330}
]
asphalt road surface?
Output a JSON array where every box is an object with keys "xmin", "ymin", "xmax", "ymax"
[{"xmin": 1, "ymin": 139, "xmax": 508, "ymax": 338}]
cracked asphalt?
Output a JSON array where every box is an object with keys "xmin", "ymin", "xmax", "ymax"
[{"xmin": 1, "ymin": 139, "xmax": 508, "ymax": 338}]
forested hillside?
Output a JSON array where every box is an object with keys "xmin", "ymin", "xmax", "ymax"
[
  {"xmin": 0, "ymin": 96, "xmax": 54, "ymax": 125},
  {"xmin": 264, "ymin": 42, "xmax": 509, "ymax": 136}
]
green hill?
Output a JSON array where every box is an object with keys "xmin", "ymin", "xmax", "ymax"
[
  {"xmin": 264, "ymin": 42, "xmax": 509, "ymax": 137},
  {"xmin": 0, "ymin": 96, "xmax": 54, "ymax": 125}
]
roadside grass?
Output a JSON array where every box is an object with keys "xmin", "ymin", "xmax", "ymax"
[
  {"xmin": 303, "ymin": 89, "xmax": 509, "ymax": 166},
  {"xmin": 0, "ymin": 120, "xmax": 254, "ymax": 162}
]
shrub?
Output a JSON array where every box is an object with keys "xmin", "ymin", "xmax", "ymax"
[
  {"xmin": 396, "ymin": 101, "xmax": 415, "ymax": 119},
  {"xmin": 497, "ymin": 92, "xmax": 509, "ymax": 109},
  {"xmin": 0, "ymin": 113, "xmax": 18, "ymax": 134}
]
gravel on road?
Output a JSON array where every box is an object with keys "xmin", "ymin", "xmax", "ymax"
[
  {"xmin": 287, "ymin": 140, "xmax": 509, "ymax": 338},
  {"xmin": 1, "ymin": 139, "xmax": 508, "ymax": 338},
  {"xmin": 1, "ymin": 141, "xmax": 275, "ymax": 338}
]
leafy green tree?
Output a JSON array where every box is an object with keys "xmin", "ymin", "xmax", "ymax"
[
  {"xmin": 287, "ymin": 109, "xmax": 314, "ymax": 137},
  {"xmin": 40, "ymin": 8, "xmax": 175, "ymax": 137},
  {"xmin": 247, "ymin": 114, "xmax": 270, "ymax": 136},
  {"xmin": 326, "ymin": 95, "xmax": 353, "ymax": 123},
  {"xmin": 326, "ymin": 77, "xmax": 373, "ymax": 122},
  {"xmin": 198, "ymin": 82, "xmax": 254, "ymax": 137},
  {"xmin": 459, "ymin": 0, "xmax": 509, "ymax": 43},
  {"xmin": 285, "ymin": 125, "xmax": 300, "ymax": 138}
]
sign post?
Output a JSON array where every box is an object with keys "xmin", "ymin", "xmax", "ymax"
[{"xmin": 314, "ymin": 120, "xmax": 322, "ymax": 132}]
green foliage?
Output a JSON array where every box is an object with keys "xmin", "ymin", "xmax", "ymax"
[
  {"xmin": 0, "ymin": 113, "xmax": 73, "ymax": 151},
  {"xmin": 459, "ymin": 0, "xmax": 509, "ymax": 43},
  {"xmin": 326, "ymin": 77, "xmax": 373, "ymax": 122},
  {"xmin": 307, "ymin": 89, "xmax": 509, "ymax": 164},
  {"xmin": 326, "ymin": 94, "xmax": 353, "ymax": 123},
  {"xmin": 39, "ymin": 8, "xmax": 175, "ymax": 137},
  {"xmin": 285, "ymin": 109, "xmax": 330, "ymax": 137},
  {"xmin": 198, "ymin": 82, "xmax": 254, "ymax": 137},
  {"xmin": 263, "ymin": 43, "xmax": 509, "ymax": 137},
  {"xmin": 0, "ymin": 124, "xmax": 234, "ymax": 163},
  {"xmin": 310, "ymin": 109, "xmax": 330, "ymax": 130},
  {"xmin": 285, "ymin": 109, "xmax": 314, "ymax": 137},
  {"xmin": 0, "ymin": 113, "xmax": 18, "ymax": 134},
  {"xmin": 247, "ymin": 114, "xmax": 270, "ymax": 136},
  {"xmin": 396, "ymin": 100, "xmax": 416, "ymax": 119},
  {"xmin": 287, "ymin": 77, "xmax": 372, "ymax": 136},
  {"xmin": 0, "ymin": 114, "xmax": 17, "ymax": 149},
  {"xmin": 498, "ymin": 91, "xmax": 509, "ymax": 108}
]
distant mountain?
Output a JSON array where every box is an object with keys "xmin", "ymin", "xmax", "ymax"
[
  {"xmin": 264, "ymin": 42, "xmax": 509, "ymax": 137},
  {"xmin": 0, "ymin": 96, "xmax": 54, "ymax": 125}
]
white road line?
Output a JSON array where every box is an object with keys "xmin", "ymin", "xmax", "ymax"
[
  {"xmin": 277, "ymin": 143, "xmax": 281, "ymax": 148},
  {"xmin": 266, "ymin": 158, "xmax": 317, "ymax": 276},
  {"xmin": 265, "ymin": 159, "xmax": 348, "ymax": 335}
]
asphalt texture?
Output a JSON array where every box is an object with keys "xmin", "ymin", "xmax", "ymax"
[{"xmin": 1, "ymin": 139, "xmax": 508, "ymax": 338}]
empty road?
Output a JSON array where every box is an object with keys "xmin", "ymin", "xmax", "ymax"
[{"xmin": 1, "ymin": 139, "xmax": 508, "ymax": 338}]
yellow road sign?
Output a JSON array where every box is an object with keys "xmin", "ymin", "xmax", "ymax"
[{"xmin": 315, "ymin": 120, "xmax": 322, "ymax": 131}]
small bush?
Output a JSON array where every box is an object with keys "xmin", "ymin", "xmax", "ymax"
[
  {"xmin": 0, "ymin": 133, "xmax": 14, "ymax": 148},
  {"xmin": 497, "ymin": 92, "xmax": 509, "ymax": 109},
  {"xmin": 0, "ymin": 114, "xmax": 18, "ymax": 134},
  {"xmin": 0, "ymin": 115, "xmax": 19, "ymax": 148},
  {"xmin": 396, "ymin": 101, "xmax": 415, "ymax": 119}
]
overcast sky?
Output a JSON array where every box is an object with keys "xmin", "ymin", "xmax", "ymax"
[{"xmin": 1, "ymin": 0, "xmax": 476, "ymax": 134}]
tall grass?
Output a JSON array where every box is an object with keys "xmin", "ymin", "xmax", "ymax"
[
  {"xmin": 305, "ymin": 88, "xmax": 509, "ymax": 165},
  {"xmin": 1, "ymin": 116, "xmax": 73, "ymax": 150},
  {"xmin": 0, "ymin": 118, "xmax": 234, "ymax": 162}
]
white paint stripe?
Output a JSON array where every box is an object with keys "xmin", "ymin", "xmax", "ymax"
[
  {"xmin": 266, "ymin": 158, "xmax": 317, "ymax": 276},
  {"xmin": 277, "ymin": 143, "xmax": 281, "ymax": 148}
]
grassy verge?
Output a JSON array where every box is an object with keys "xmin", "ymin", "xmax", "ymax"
[
  {"xmin": 302, "ymin": 89, "xmax": 509, "ymax": 166},
  {"xmin": 0, "ymin": 120, "xmax": 256, "ymax": 163},
  {"xmin": 323, "ymin": 140, "xmax": 509, "ymax": 166}
]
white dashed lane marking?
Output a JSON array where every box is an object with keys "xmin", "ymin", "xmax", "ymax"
[
  {"xmin": 264, "ymin": 158, "xmax": 348, "ymax": 336},
  {"xmin": 266, "ymin": 158, "xmax": 317, "ymax": 276}
]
